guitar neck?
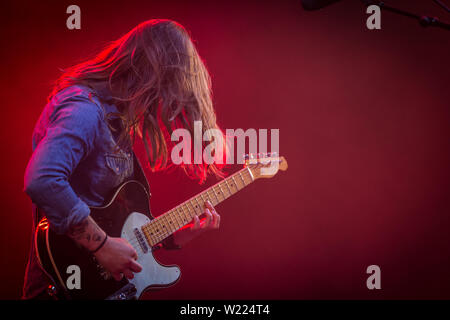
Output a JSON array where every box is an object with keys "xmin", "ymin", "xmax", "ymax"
[{"xmin": 141, "ymin": 166, "xmax": 255, "ymax": 247}]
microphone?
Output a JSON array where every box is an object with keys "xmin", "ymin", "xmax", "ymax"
[{"xmin": 301, "ymin": 0, "xmax": 342, "ymax": 10}]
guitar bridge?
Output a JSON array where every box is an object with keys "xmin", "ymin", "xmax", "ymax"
[
  {"xmin": 105, "ymin": 283, "xmax": 137, "ymax": 300},
  {"xmin": 134, "ymin": 228, "xmax": 148, "ymax": 253}
]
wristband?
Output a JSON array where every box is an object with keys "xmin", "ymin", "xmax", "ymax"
[{"xmin": 90, "ymin": 235, "xmax": 108, "ymax": 254}]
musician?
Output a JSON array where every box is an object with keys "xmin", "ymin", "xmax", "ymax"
[{"xmin": 23, "ymin": 19, "xmax": 223, "ymax": 299}]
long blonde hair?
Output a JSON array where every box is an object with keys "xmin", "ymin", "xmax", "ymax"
[{"xmin": 51, "ymin": 19, "xmax": 224, "ymax": 183}]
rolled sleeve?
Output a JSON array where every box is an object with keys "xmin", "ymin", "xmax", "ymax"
[{"xmin": 24, "ymin": 90, "xmax": 102, "ymax": 234}]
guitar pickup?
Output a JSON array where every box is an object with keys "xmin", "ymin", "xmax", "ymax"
[{"xmin": 133, "ymin": 228, "xmax": 148, "ymax": 253}]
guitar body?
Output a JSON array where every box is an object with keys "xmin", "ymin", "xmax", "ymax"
[
  {"xmin": 35, "ymin": 180, "xmax": 181, "ymax": 300},
  {"xmin": 34, "ymin": 154, "xmax": 287, "ymax": 300}
]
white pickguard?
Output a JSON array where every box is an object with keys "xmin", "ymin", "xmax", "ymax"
[{"xmin": 121, "ymin": 212, "xmax": 181, "ymax": 298}]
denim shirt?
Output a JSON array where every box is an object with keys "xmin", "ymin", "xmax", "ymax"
[
  {"xmin": 22, "ymin": 85, "xmax": 176, "ymax": 299},
  {"xmin": 24, "ymin": 85, "xmax": 139, "ymax": 234}
]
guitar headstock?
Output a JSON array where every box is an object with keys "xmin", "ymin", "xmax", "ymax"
[{"xmin": 244, "ymin": 152, "xmax": 288, "ymax": 179}]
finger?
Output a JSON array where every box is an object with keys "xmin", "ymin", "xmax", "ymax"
[
  {"xmin": 203, "ymin": 209, "xmax": 212, "ymax": 228},
  {"xmin": 192, "ymin": 215, "xmax": 200, "ymax": 230},
  {"xmin": 209, "ymin": 208, "xmax": 218, "ymax": 228},
  {"xmin": 129, "ymin": 260, "xmax": 143, "ymax": 273},
  {"xmin": 205, "ymin": 201, "xmax": 219, "ymax": 228},
  {"xmin": 131, "ymin": 249, "xmax": 138, "ymax": 260},
  {"xmin": 112, "ymin": 272, "xmax": 123, "ymax": 281},
  {"xmin": 124, "ymin": 239, "xmax": 138, "ymax": 260},
  {"xmin": 123, "ymin": 269, "xmax": 134, "ymax": 280},
  {"xmin": 205, "ymin": 200, "xmax": 215, "ymax": 212},
  {"xmin": 212, "ymin": 210, "xmax": 220, "ymax": 229}
]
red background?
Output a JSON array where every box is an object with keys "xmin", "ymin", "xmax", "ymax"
[{"xmin": 1, "ymin": 0, "xmax": 449, "ymax": 299}]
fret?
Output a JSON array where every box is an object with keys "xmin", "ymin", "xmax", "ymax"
[
  {"xmin": 171, "ymin": 212, "xmax": 180, "ymax": 231},
  {"xmin": 143, "ymin": 218, "xmax": 164, "ymax": 246},
  {"xmin": 159, "ymin": 215, "xmax": 167, "ymax": 232},
  {"xmin": 147, "ymin": 230, "xmax": 155, "ymax": 247},
  {"xmin": 220, "ymin": 184, "xmax": 228, "ymax": 199},
  {"xmin": 162, "ymin": 214, "xmax": 173, "ymax": 234},
  {"xmin": 173, "ymin": 207, "xmax": 181, "ymax": 225},
  {"xmin": 165, "ymin": 211, "xmax": 174, "ymax": 231},
  {"xmin": 182, "ymin": 205, "xmax": 191, "ymax": 223},
  {"xmin": 208, "ymin": 188, "xmax": 220, "ymax": 205},
  {"xmin": 178, "ymin": 206, "xmax": 190, "ymax": 224},
  {"xmin": 231, "ymin": 175, "xmax": 241, "ymax": 190},
  {"xmin": 173, "ymin": 207, "xmax": 184, "ymax": 227},
  {"xmin": 144, "ymin": 224, "xmax": 156, "ymax": 243},
  {"xmin": 147, "ymin": 220, "xmax": 158, "ymax": 241},
  {"xmin": 145, "ymin": 224, "xmax": 155, "ymax": 241},
  {"xmin": 187, "ymin": 200, "xmax": 198, "ymax": 217},
  {"xmin": 160, "ymin": 227, "xmax": 168, "ymax": 240},
  {"xmin": 172, "ymin": 209, "xmax": 182, "ymax": 229},
  {"xmin": 238, "ymin": 170, "xmax": 246, "ymax": 185},
  {"xmin": 152, "ymin": 218, "xmax": 164, "ymax": 242},
  {"xmin": 140, "ymin": 165, "xmax": 259, "ymax": 248},
  {"xmin": 183, "ymin": 203, "xmax": 194, "ymax": 220},
  {"xmin": 246, "ymin": 167, "xmax": 255, "ymax": 181},
  {"xmin": 217, "ymin": 183, "xmax": 226, "ymax": 198},
  {"xmin": 199, "ymin": 192, "xmax": 207, "ymax": 206},
  {"xmin": 193, "ymin": 196, "xmax": 203, "ymax": 213},
  {"xmin": 145, "ymin": 224, "xmax": 158, "ymax": 246},
  {"xmin": 189, "ymin": 201, "xmax": 197, "ymax": 216},
  {"xmin": 141, "ymin": 226, "xmax": 152, "ymax": 246},
  {"xmin": 223, "ymin": 178, "xmax": 233, "ymax": 195},
  {"xmin": 213, "ymin": 185, "xmax": 224, "ymax": 202}
]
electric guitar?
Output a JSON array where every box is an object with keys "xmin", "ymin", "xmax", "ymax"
[{"xmin": 35, "ymin": 153, "xmax": 288, "ymax": 299}]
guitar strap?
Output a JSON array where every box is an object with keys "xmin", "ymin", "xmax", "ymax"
[
  {"xmin": 131, "ymin": 151, "xmax": 152, "ymax": 199},
  {"xmin": 30, "ymin": 203, "xmax": 67, "ymax": 299}
]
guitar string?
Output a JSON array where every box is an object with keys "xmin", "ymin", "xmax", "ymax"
[
  {"xmin": 127, "ymin": 168, "xmax": 253, "ymax": 248},
  {"xmin": 129, "ymin": 170, "xmax": 252, "ymax": 249},
  {"xmin": 129, "ymin": 169, "xmax": 252, "ymax": 248},
  {"xmin": 139, "ymin": 170, "xmax": 249, "ymax": 246}
]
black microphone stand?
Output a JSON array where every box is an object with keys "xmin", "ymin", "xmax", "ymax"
[{"xmin": 362, "ymin": 0, "xmax": 450, "ymax": 30}]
